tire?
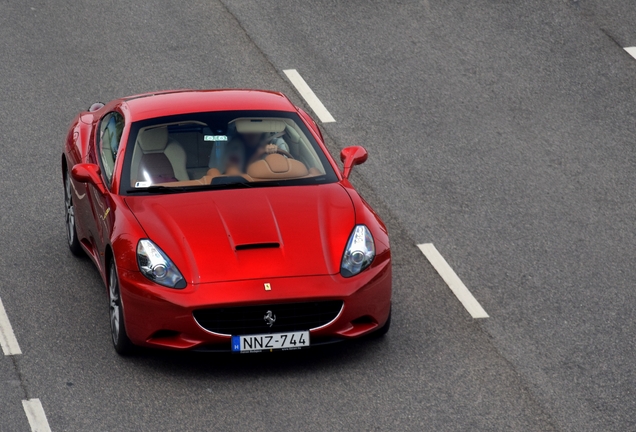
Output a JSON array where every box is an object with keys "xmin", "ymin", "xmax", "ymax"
[
  {"xmin": 64, "ymin": 170, "xmax": 83, "ymax": 256},
  {"xmin": 108, "ymin": 261, "xmax": 134, "ymax": 355}
]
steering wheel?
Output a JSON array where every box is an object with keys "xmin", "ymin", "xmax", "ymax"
[
  {"xmin": 265, "ymin": 148, "xmax": 296, "ymax": 159},
  {"xmin": 259, "ymin": 133, "xmax": 295, "ymax": 160},
  {"xmin": 262, "ymin": 147, "xmax": 294, "ymax": 160}
]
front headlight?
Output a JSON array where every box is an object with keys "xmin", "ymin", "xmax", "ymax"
[
  {"xmin": 340, "ymin": 225, "xmax": 375, "ymax": 278},
  {"xmin": 137, "ymin": 239, "xmax": 186, "ymax": 289}
]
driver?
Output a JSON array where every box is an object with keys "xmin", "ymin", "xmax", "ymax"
[
  {"xmin": 215, "ymin": 132, "xmax": 289, "ymax": 173},
  {"xmin": 242, "ymin": 132, "xmax": 290, "ymax": 167}
]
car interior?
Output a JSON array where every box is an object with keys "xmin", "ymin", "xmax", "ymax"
[{"xmin": 129, "ymin": 117, "xmax": 327, "ymax": 188}]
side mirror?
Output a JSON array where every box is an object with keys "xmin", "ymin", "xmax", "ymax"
[
  {"xmin": 340, "ymin": 146, "xmax": 368, "ymax": 179},
  {"xmin": 71, "ymin": 163, "xmax": 107, "ymax": 195}
]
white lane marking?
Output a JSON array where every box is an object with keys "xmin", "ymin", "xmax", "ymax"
[
  {"xmin": 417, "ymin": 243, "xmax": 489, "ymax": 319},
  {"xmin": 283, "ymin": 69, "xmax": 336, "ymax": 123},
  {"xmin": 0, "ymin": 297, "xmax": 22, "ymax": 355},
  {"xmin": 625, "ymin": 47, "xmax": 636, "ymax": 60},
  {"xmin": 22, "ymin": 399, "xmax": 52, "ymax": 432}
]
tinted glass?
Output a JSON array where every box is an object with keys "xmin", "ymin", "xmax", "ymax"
[
  {"xmin": 120, "ymin": 111, "xmax": 337, "ymax": 194},
  {"xmin": 97, "ymin": 112, "xmax": 124, "ymax": 184}
]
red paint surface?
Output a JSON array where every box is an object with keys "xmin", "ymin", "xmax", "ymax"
[{"xmin": 62, "ymin": 89, "xmax": 391, "ymax": 350}]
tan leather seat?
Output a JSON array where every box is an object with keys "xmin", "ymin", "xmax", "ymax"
[{"xmin": 131, "ymin": 127, "xmax": 189, "ymax": 185}]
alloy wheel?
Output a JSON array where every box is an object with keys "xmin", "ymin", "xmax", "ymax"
[
  {"xmin": 109, "ymin": 263, "xmax": 121, "ymax": 345},
  {"xmin": 64, "ymin": 173, "xmax": 75, "ymax": 245}
]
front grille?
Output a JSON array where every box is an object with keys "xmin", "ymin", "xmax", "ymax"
[{"xmin": 193, "ymin": 301, "xmax": 344, "ymax": 335}]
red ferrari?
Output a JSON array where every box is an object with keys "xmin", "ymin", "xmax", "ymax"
[{"xmin": 62, "ymin": 89, "xmax": 391, "ymax": 354}]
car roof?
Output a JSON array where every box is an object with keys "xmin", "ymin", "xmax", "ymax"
[{"xmin": 122, "ymin": 89, "xmax": 297, "ymax": 121}]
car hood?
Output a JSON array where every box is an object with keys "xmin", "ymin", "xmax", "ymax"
[{"xmin": 124, "ymin": 184, "xmax": 354, "ymax": 284}]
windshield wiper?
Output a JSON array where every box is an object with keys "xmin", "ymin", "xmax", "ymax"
[
  {"xmin": 126, "ymin": 181, "xmax": 253, "ymax": 194},
  {"xmin": 125, "ymin": 175, "xmax": 326, "ymax": 195},
  {"xmin": 209, "ymin": 176, "xmax": 253, "ymax": 188},
  {"xmin": 126, "ymin": 185, "xmax": 190, "ymax": 194},
  {"xmin": 199, "ymin": 181, "xmax": 253, "ymax": 190}
]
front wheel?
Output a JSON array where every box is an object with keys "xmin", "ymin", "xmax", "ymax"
[
  {"xmin": 64, "ymin": 170, "xmax": 83, "ymax": 256},
  {"xmin": 108, "ymin": 261, "xmax": 134, "ymax": 355}
]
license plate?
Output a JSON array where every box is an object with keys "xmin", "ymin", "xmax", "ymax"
[{"xmin": 231, "ymin": 331, "xmax": 310, "ymax": 353}]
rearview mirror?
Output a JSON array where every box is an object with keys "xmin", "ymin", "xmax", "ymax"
[
  {"xmin": 340, "ymin": 146, "xmax": 368, "ymax": 179},
  {"xmin": 71, "ymin": 163, "xmax": 107, "ymax": 195}
]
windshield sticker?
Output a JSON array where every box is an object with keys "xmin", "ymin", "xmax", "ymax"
[
  {"xmin": 204, "ymin": 135, "xmax": 228, "ymax": 141},
  {"xmin": 135, "ymin": 181, "xmax": 151, "ymax": 188}
]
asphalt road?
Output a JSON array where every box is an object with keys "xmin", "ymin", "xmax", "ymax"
[{"xmin": 1, "ymin": 0, "xmax": 635, "ymax": 430}]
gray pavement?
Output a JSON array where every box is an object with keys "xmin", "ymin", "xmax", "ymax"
[
  {"xmin": 576, "ymin": 0, "xmax": 636, "ymax": 46},
  {"xmin": 1, "ymin": 0, "xmax": 635, "ymax": 430}
]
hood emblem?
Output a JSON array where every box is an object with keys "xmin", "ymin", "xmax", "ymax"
[
  {"xmin": 264, "ymin": 283, "xmax": 271, "ymax": 291},
  {"xmin": 264, "ymin": 310, "xmax": 276, "ymax": 327}
]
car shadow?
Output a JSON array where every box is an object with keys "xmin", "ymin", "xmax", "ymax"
[{"xmin": 120, "ymin": 334, "xmax": 391, "ymax": 377}]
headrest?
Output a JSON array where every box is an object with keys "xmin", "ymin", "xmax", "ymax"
[
  {"xmin": 234, "ymin": 119, "xmax": 286, "ymax": 134},
  {"xmin": 138, "ymin": 127, "xmax": 169, "ymax": 152}
]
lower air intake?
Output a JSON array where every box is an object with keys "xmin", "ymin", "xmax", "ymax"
[{"xmin": 193, "ymin": 300, "xmax": 344, "ymax": 335}]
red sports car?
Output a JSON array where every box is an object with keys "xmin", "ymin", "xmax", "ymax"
[{"xmin": 62, "ymin": 89, "xmax": 391, "ymax": 354}]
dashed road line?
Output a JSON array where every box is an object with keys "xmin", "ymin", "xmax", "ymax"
[
  {"xmin": 22, "ymin": 399, "xmax": 52, "ymax": 432},
  {"xmin": 417, "ymin": 243, "xmax": 489, "ymax": 319},
  {"xmin": 0, "ymin": 297, "xmax": 22, "ymax": 355},
  {"xmin": 283, "ymin": 69, "xmax": 336, "ymax": 123},
  {"xmin": 624, "ymin": 47, "xmax": 636, "ymax": 60}
]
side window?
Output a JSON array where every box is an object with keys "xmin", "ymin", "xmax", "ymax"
[{"xmin": 97, "ymin": 112, "xmax": 124, "ymax": 184}]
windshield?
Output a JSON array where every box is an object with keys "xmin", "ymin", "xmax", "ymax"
[{"xmin": 120, "ymin": 110, "xmax": 337, "ymax": 194}]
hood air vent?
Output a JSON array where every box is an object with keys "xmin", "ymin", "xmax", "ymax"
[{"xmin": 235, "ymin": 242, "xmax": 280, "ymax": 251}]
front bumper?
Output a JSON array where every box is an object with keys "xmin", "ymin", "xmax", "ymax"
[{"xmin": 117, "ymin": 257, "xmax": 391, "ymax": 351}]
